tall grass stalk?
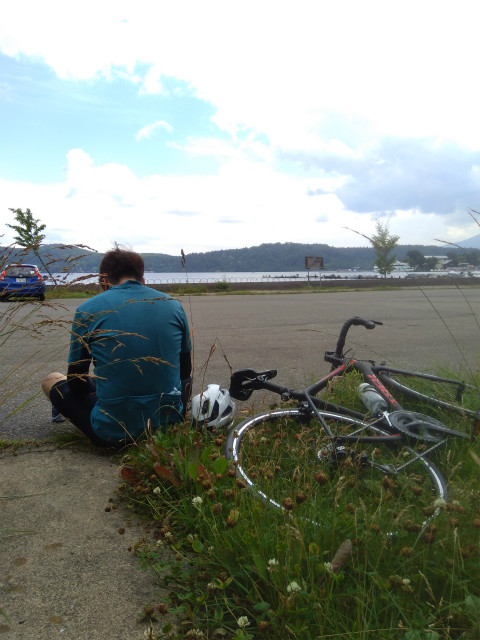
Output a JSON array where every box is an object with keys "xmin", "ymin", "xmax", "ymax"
[
  {"xmin": 0, "ymin": 243, "xmax": 97, "ymax": 426},
  {"xmin": 120, "ymin": 373, "xmax": 480, "ymax": 639}
]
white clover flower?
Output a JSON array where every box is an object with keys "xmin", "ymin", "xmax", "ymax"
[
  {"xmin": 237, "ymin": 616, "xmax": 250, "ymax": 628},
  {"xmin": 192, "ymin": 496, "xmax": 203, "ymax": 508},
  {"xmin": 323, "ymin": 562, "xmax": 334, "ymax": 574},
  {"xmin": 267, "ymin": 558, "xmax": 279, "ymax": 573},
  {"xmin": 153, "ymin": 486, "xmax": 161, "ymax": 495},
  {"xmin": 287, "ymin": 580, "xmax": 301, "ymax": 594},
  {"xmin": 433, "ymin": 497, "xmax": 447, "ymax": 509},
  {"xmin": 402, "ymin": 578, "xmax": 411, "ymax": 585},
  {"xmin": 155, "ymin": 539, "xmax": 164, "ymax": 547}
]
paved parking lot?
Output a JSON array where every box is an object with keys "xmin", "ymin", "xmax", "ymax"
[{"xmin": 1, "ymin": 286, "xmax": 479, "ymax": 440}]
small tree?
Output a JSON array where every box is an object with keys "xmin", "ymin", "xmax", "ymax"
[
  {"xmin": 406, "ymin": 249, "xmax": 425, "ymax": 270},
  {"xmin": 370, "ymin": 221, "xmax": 399, "ymax": 277},
  {"xmin": 345, "ymin": 220, "xmax": 399, "ymax": 277},
  {"xmin": 7, "ymin": 208, "xmax": 46, "ymax": 250},
  {"xmin": 405, "ymin": 250, "xmax": 438, "ymax": 271},
  {"xmin": 6, "ymin": 207, "xmax": 54, "ymax": 279}
]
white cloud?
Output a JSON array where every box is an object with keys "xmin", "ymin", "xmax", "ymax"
[
  {"xmin": 1, "ymin": 1, "xmax": 480, "ymax": 254},
  {"xmin": 2, "ymin": 0, "xmax": 480, "ymax": 149},
  {"xmin": 136, "ymin": 120, "xmax": 173, "ymax": 141},
  {"xmin": 1, "ymin": 149, "xmax": 478, "ymax": 255}
]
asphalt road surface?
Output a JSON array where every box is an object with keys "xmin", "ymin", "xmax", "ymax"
[{"xmin": 1, "ymin": 286, "xmax": 479, "ymax": 441}]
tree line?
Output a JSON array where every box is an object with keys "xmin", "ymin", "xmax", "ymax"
[{"xmin": 3, "ymin": 209, "xmax": 480, "ymax": 275}]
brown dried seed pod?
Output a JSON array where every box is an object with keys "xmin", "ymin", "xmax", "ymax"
[
  {"xmin": 282, "ymin": 497, "xmax": 295, "ymax": 510},
  {"xmin": 461, "ymin": 545, "xmax": 475, "ymax": 558},
  {"xmin": 403, "ymin": 520, "xmax": 422, "ymax": 533},
  {"xmin": 314, "ymin": 471, "xmax": 328, "ymax": 485}
]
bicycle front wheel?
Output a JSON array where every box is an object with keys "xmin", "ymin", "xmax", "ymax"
[
  {"xmin": 225, "ymin": 408, "xmax": 446, "ymax": 532},
  {"xmin": 377, "ymin": 367, "xmax": 479, "ymax": 423}
]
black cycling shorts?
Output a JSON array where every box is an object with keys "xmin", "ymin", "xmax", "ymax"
[{"xmin": 50, "ymin": 378, "xmax": 121, "ymax": 448}]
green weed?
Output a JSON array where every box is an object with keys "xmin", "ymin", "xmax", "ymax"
[{"xmin": 120, "ymin": 392, "xmax": 480, "ymax": 640}]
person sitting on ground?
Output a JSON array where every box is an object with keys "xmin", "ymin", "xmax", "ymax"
[{"xmin": 42, "ymin": 245, "xmax": 192, "ymax": 447}]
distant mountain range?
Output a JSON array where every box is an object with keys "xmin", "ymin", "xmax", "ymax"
[
  {"xmin": 2, "ymin": 241, "xmax": 475, "ymax": 273},
  {"xmin": 457, "ymin": 234, "xmax": 480, "ymax": 249}
]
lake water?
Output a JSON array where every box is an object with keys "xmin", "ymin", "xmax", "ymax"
[{"xmin": 46, "ymin": 269, "xmax": 465, "ymax": 285}]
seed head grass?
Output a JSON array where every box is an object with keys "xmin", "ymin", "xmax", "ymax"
[{"xmin": 120, "ymin": 374, "xmax": 480, "ymax": 639}]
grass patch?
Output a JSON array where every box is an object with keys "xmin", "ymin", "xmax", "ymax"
[
  {"xmin": 0, "ymin": 439, "xmax": 41, "ymax": 452},
  {"xmin": 45, "ymin": 288, "xmax": 98, "ymax": 300},
  {"xmin": 120, "ymin": 371, "xmax": 480, "ymax": 639}
]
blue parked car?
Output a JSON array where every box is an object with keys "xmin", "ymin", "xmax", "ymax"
[{"xmin": 0, "ymin": 264, "xmax": 46, "ymax": 301}]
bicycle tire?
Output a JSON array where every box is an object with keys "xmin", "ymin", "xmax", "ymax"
[
  {"xmin": 377, "ymin": 367, "xmax": 479, "ymax": 421},
  {"xmin": 225, "ymin": 408, "xmax": 447, "ymax": 531}
]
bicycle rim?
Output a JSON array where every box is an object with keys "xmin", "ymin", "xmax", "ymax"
[
  {"xmin": 225, "ymin": 409, "xmax": 447, "ymax": 533},
  {"xmin": 378, "ymin": 368, "xmax": 479, "ymax": 426}
]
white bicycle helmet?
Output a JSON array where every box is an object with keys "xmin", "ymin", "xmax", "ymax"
[{"xmin": 191, "ymin": 384, "xmax": 236, "ymax": 429}]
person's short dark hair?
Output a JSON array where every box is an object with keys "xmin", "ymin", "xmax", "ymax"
[{"xmin": 99, "ymin": 245, "xmax": 144, "ymax": 285}]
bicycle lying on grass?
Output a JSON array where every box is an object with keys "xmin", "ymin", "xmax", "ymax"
[{"xmin": 225, "ymin": 316, "xmax": 479, "ymax": 527}]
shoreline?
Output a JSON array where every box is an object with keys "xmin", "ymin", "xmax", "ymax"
[{"xmin": 46, "ymin": 275, "xmax": 480, "ymax": 295}]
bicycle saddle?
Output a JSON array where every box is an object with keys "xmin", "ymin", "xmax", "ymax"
[{"xmin": 229, "ymin": 369, "xmax": 277, "ymax": 400}]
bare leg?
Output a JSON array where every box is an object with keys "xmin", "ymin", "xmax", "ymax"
[{"xmin": 42, "ymin": 372, "xmax": 66, "ymax": 397}]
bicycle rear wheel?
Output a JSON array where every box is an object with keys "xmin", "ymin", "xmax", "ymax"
[
  {"xmin": 225, "ymin": 408, "xmax": 446, "ymax": 532},
  {"xmin": 377, "ymin": 367, "xmax": 479, "ymax": 423}
]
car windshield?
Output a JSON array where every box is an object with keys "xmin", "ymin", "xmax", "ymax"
[{"xmin": 5, "ymin": 266, "xmax": 37, "ymax": 278}]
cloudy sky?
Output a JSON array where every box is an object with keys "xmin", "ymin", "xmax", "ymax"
[{"xmin": 1, "ymin": 0, "xmax": 480, "ymax": 255}]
